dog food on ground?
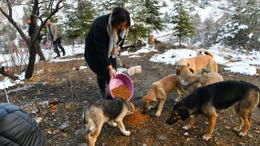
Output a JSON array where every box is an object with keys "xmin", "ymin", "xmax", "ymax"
[
  {"xmin": 111, "ymin": 85, "xmax": 131, "ymax": 101},
  {"xmin": 123, "ymin": 108, "xmax": 150, "ymax": 128}
]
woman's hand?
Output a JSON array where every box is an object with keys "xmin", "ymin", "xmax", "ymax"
[
  {"xmin": 110, "ymin": 46, "xmax": 120, "ymax": 54},
  {"xmin": 108, "ymin": 65, "xmax": 116, "ymax": 77}
]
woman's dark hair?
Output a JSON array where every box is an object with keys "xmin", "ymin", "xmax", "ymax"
[{"xmin": 111, "ymin": 7, "xmax": 131, "ymax": 29}]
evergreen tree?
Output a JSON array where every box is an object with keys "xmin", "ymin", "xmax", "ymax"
[
  {"xmin": 217, "ymin": 3, "xmax": 260, "ymax": 50},
  {"xmin": 63, "ymin": 0, "xmax": 95, "ymax": 42},
  {"xmin": 127, "ymin": 0, "xmax": 164, "ymax": 45},
  {"xmin": 138, "ymin": 0, "xmax": 164, "ymax": 34},
  {"xmin": 169, "ymin": 0, "xmax": 195, "ymax": 46},
  {"xmin": 93, "ymin": 0, "xmax": 128, "ymax": 16},
  {"xmin": 126, "ymin": 1, "xmax": 148, "ymax": 43},
  {"xmin": 143, "ymin": 0, "xmax": 164, "ymax": 33},
  {"xmin": 0, "ymin": 23, "xmax": 16, "ymax": 53}
]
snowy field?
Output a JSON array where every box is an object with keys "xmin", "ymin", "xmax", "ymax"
[
  {"xmin": 1, "ymin": 43, "xmax": 260, "ymax": 90},
  {"xmin": 1, "ymin": 0, "xmax": 260, "ymax": 89}
]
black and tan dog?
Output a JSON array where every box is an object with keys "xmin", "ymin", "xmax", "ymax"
[
  {"xmin": 166, "ymin": 80, "xmax": 260, "ymax": 141},
  {"xmin": 82, "ymin": 97, "xmax": 134, "ymax": 146}
]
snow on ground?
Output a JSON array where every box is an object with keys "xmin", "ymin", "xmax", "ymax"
[
  {"xmin": 120, "ymin": 45, "xmax": 157, "ymax": 57},
  {"xmin": 153, "ymin": 0, "xmax": 229, "ymax": 42},
  {"xmin": 0, "ymin": 44, "xmax": 85, "ymax": 67},
  {"xmin": 0, "ymin": 72, "xmax": 25, "ymax": 90},
  {"xmin": 1, "ymin": 43, "xmax": 260, "ymax": 90},
  {"xmin": 1, "ymin": 0, "xmax": 258, "ymax": 89},
  {"xmin": 149, "ymin": 44, "xmax": 260, "ymax": 76},
  {"xmin": 0, "ymin": 44, "xmax": 85, "ymax": 89}
]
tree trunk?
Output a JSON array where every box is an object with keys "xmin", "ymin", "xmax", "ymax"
[
  {"xmin": 25, "ymin": 41, "xmax": 38, "ymax": 79},
  {"xmin": 179, "ymin": 36, "xmax": 182, "ymax": 47},
  {"xmin": 0, "ymin": 0, "xmax": 63, "ymax": 80}
]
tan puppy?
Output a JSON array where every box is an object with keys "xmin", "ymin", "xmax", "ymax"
[
  {"xmin": 176, "ymin": 49, "xmax": 218, "ymax": 74},
  {"xmin": 143, "ymin": 74, "xmax": 186, "ymax": 117},
  {"xmin": 177, "ymin": 65, "xmax": 223, "ymax": 94}
]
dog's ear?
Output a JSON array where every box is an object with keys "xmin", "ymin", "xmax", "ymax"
[
  {"xmin": 189, "ymin": 68, "xmax": 194, "ymax": 74},
  {"xmin": 179, "ymin": 108, "xmax": 190, "ymax": 120}
]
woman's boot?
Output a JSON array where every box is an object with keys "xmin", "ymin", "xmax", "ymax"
[{"xmin": 97, "ymin": 76, "xmax": 107, "ymax": 100}]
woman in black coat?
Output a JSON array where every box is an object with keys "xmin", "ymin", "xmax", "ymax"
[{"xmin": 84, "ymin": 7, "xmax": 131, "ymax": 100}]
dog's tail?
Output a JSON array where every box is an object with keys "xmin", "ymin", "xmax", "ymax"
[
  {"xmin": 82, "ymin": 103, "xmax": 95, "ymax": 136},
  {"xmin": 197, "ymin": 49, "xmax": 214, "ymax": 58},
  {"xmin": 82, "ymin": 115, "xmax": 96, "ymax": 136},
  {"xmin": 256, "ymin": 87, "xmax": 260, "ymax": 109},
  {"xmin": 258, "ymin": 91, "xmax": 260, "ymax": 109}
]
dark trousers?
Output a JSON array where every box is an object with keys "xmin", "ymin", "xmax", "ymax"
[
  {"xmin": 36, "ymin": 44, "xmax": 45, "ymax": 60},
  {"xmin": 53, "ymin": 37, "xmax": 65, "ymax": 55},
  {"xmin": 97, "ymin": 57, "xmax": 117, "ymax": 92}
]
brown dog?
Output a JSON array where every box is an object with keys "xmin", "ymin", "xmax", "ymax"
[
  {"xmin": 177, "ymin": 65, "xmax": 223, "ymax": 94},
  {"xmin": 176, "ymin": 49, "xmax": 218, "ymax": 74},
  {"xmin": 143, "ymin": 74, "xmax": 186, "ymax": 117}
]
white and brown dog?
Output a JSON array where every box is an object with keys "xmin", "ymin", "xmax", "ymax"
[
  {"xmin": 177, "ymin": 65, "xmax": 223, "ymax": 94},
  {"xmin": 176, "ymin": 49, "xmax": 218, "ymax": 74},
  {"xmin": 143, "ymin": 74, "xmax": 186, "ymax": 117}
]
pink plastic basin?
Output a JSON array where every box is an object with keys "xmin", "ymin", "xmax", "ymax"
[
  {"xmin": 45, "ymin": 40, "xmax": 51, "ymax": 48},
  {"xmin": 20, "ymin": 39, "xmax": 26, "ymax": 44},
  {"xmin": 108, "ymin": 73, "xmax": 134, "ymax": 101}
]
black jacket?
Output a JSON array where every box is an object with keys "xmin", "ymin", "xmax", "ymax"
[
  {"xmin": 0, "ymin": 103, "xmax": 43, "ymax": 146},
  {"xmin": 28, "ymin": 23, "xmax": 42, "ymax": 42},
  {"xmin": 84, "ymin": 14, "xmax": 125, "ymax": 76}
]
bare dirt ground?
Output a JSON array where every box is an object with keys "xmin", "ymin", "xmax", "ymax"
[{"xmin": 0, "ymin": 44, "xmax": 260, "ymax": 146}]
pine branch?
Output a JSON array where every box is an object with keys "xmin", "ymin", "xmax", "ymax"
[{"xmin": 0, "ymin": 2, "xmax": 28, "ymax": 44}]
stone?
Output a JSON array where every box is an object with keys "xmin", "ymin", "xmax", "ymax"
[
  {"xmin": 78, "ymin": 143, "xmax": 88, "ymax": 146},
  {"xmin": 60, "ymin": 122, "xmax": 69, "ymax": 130},
  {"xmin": 158, "ymin": 135, "xmax": 167, "ymax": 140},
  {"xmin": 127, "ymin": 65, "xmax": 142, "ymax": 76}
]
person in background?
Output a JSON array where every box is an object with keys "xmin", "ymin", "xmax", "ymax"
[
  {"xmin": 25, "ymin": 17, "xmax": 45, "ymax": 61},
  {"xmin": 84, "ymin": 7, "xmax": 131, "ymax": 100},
  {"xmin": 46, "ymin": 19, "xmax": 66, "ymax": 57}
]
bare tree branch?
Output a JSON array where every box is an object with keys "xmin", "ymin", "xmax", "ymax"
[
  {"xmin": 39, "ymin": 0, "xmax": 53, "ymax": 20},
  {"xmin": 0, "ymin": 0, "xmax": 64, "ymax": 79},
  {"xmin": 0, "ymin": 66, "xmax": 19, "ymax": 80},
  {"xmin": 0, "ymin": 5, "xmax": 28, "ymax": 44},
  {"xmin": 37, "ymin": 0, "xmax": 64, "ymax": 38},
  {"xmin": 6, "ymin": 0, "xmax": 12, "ymax": 18}
]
